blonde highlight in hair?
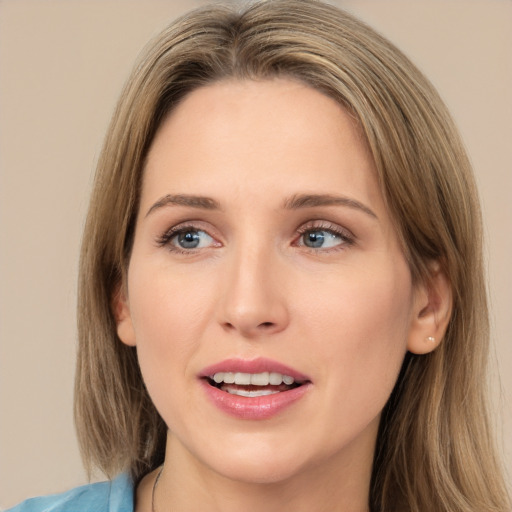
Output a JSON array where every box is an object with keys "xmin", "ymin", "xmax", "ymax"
[{"xmin": 75, "ymin": 1, "xmax": 511, "ymax": 510}]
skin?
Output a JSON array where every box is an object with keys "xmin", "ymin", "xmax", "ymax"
[{"xmin": 116, "ymin": 78, "xmax": 451, "ymax": 512}]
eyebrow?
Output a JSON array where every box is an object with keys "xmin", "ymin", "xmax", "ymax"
[
  {"xmin": 145, "ymin": 192, "xmax": 377, "ymax": 219},
  {"xmin": 146, "ymin": 194, "xmax": 221, "ymax": 217},
  {"xmin": 283, "ymin": 193, "xmax": 377, "ymax": 219}
]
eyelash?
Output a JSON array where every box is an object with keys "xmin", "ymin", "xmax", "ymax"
[
  {"xmin": 156, "ymin": 223, "xmax": 217, "ymax": 255},
  {"xmin": 294, "ymin": 221, "xmax": 355, "ymax": 252},
  {"xmin": 156, "ymin": 220, "xmax": 355, "ymax": 254}
]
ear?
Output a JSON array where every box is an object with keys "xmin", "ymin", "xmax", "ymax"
[
  {"xmin": 407, "ymin": 262, "xmax": 452, "ymax": 355},
  {"xmin": 112, "ymin": 282, "xmax": 136, "ymax": 347}
]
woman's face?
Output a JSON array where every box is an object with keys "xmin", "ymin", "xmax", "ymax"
[{"xmin": 117, "ymin": 79, "xmax": 424, "ymax": 484}]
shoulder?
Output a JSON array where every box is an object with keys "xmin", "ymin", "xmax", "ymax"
[{"xmin": 5, "ymin": 473, "xmax": 134, "ymax": 512}]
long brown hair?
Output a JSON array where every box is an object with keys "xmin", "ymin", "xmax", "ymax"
[{"xmin": 74, "ymin": 1, "xmax": 511, "ymax": 510}]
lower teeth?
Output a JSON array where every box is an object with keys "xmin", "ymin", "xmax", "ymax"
[
  {"xmin": 208, "ymin": 379, "xmax": 300, "ymax": 397},
  {"xmin": 226, "ymin": 388, "xmax": 280, "ymax": 397}
]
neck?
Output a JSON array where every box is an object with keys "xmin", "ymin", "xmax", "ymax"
[{"xmin": 139, "ymin": 426, "xmax": 376, "ymax": 512}]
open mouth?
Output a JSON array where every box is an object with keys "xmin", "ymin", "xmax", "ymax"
[{"xmin": 206, "ymin": 371, "xmax": 305, "ymax": 397}]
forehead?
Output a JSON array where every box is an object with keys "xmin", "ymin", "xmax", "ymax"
[{"xmin": 142, "ymin": 78, "xmax": 383, "ymax": 215}]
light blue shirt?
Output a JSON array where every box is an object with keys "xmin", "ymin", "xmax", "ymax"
[{"xmin": 5, "ymin": 473, "xmax": 134, "ymax": 512}]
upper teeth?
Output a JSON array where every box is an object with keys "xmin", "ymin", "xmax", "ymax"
[{"xmin": 211, "ymin": 371, "xmax": 295, "ymax": 386}]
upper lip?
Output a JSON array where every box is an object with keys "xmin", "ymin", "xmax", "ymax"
[{"xmin": 199, "ymin": 357, "xmax": 311, "ymax": 383}]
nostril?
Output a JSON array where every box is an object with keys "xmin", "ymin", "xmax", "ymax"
[{"xmin": 259, "ymin": 322, "xmax": 275, "ymax": 328}]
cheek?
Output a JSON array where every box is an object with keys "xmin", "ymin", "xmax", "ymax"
[
  {"xmin": 302, "ymin": 258, "xmax": 412, "ymax": 341},
  {"xmin": 129, "ymin": 257, "xmax": 213, "ymax": 341},
  {"xmin": 126, "ymin": 259, "xmax": 217, "ymax": 402},
  {"xmin": 300, "ymin": 259, "xmax": 413, "ymax": 419}
]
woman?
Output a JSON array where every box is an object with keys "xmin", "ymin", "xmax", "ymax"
[{"xmin": 8, "ymin": 1, "xmax": 511, "ymax": 511}]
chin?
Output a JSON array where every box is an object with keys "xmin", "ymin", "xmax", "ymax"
[
  {"xmin": 195, "ymin": 435, "xmax": 317, "ymax": 485},
  {"xmin": 213, "ymin": 457, "xmax": 307, "ymax": 485}
]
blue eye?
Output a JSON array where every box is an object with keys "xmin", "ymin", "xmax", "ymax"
[
  {"xmin": 299, "ymin": 228, "xmax": 349, "ymax": 249},
  {"xmin": 170, "ymin": 229, "xmax": 214, "ymax": 250}
]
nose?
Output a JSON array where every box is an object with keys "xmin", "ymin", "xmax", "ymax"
[{"xmin": 217, "ymin": 242, "xmax": 289, "ymax": 338}]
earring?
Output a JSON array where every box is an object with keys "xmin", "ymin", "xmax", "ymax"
[{"xmin": 426, "ymin": 336, "xmax": 436, "ymax": 343}]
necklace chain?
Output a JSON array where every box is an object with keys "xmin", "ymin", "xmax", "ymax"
[{"xmin": 151, "ymin": 466, "xmax": 164, "ymax": 512}]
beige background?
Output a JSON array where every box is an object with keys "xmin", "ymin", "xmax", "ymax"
[{"xmin": 0, "ymin": 0, "xmax": 510, "ymax": 507}]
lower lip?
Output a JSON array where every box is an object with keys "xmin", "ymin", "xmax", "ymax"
[{"xmin": 200, "ymin": 380, "xmax": 311, "ymax": 420}]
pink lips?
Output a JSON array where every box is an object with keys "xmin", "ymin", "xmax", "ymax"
[{"xmin": 199, "ymin": 357, "xmax": 312, "ymax": 420}]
